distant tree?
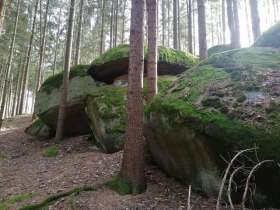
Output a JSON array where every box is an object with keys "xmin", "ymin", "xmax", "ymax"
[
  {"xmin": 161, "ymin": 0, "xmax": 165, "ymax": 46},
  {"xmin": 55, "ymin": 0, "xmax": 76, "ymax": 140},
  {"xmin": 197, "ymin": 0, "xmax": 207, "ymax": 59},
  {"xmin": 232, "ymin": 0, "xmax": 240, "ymax": 48},
  {"xmin": 100, "ymin": 0, "xmax": 106, "ymax": 55},
  {"xmin": 226, "ymin": 0, "xmax": 237, "ymax": 48},
  {"xmin": 147, "ymin": 0, "xmax": 157, "ymax": 103},
  {"xmin": 75, "ymin": 0, "xmax": 84, "ymax": 65},
  {"xmin": 121, "ymin": 0, "xmax": 146, "ymax": 193},
  {"xmin": 221, "ymin": 0, "xmax": 226, "ymax": 44},
  {"xmin": 187, "ymin": 0, "xmax": 193, "ymax": 53},
  {"xmin": 173, "ymin": 0, "xmax": 178, "ymax": 49},
  {"xmin": 0, "ymin": 0, "xmax": 20, "ymax": 128},
  {"xmin": 0, "ymin": 0, "xmax": 6, "ymax": 35},
  {"xmin": 249, "ymin": 0, "xmax": 260, "ymax": 41}
]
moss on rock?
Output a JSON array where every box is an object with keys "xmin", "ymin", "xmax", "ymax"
[
  {"xmin": 85, "ymin": 76, "xmax": 177, "ymax": 153},
  {"xmin": 25, "ymin": 118, "xmax": 54, "ymax": 140},
  {"xmin": 207, "ymin": 44, "xmax": 233, "ymax": 57},
  {"xmin": 145, "ymin": 47, "xmax": 280, "ymax": 207},
  {"xmin": 252, "ymin": 21, "xmax": 280, "ymax": 48}
]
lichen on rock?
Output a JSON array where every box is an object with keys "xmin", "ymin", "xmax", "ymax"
[{"xmin": 25, "ymin": 118, "xmax": 54, "ymax": 140}]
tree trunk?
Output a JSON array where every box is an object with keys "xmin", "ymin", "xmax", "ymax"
[
  {"xmin": 53, "ymin": 7, "xmax": 62, "ymax": 75},
  {"xmin": 55, "ymin": 0, "xmax": 76, "ymax": 140},
  {"xmin": 249, "ymin": 0, "xmax": 260, "ymax": 41},
  {"xmin": 100, "ymin": 0, "xmax": 106, "ymax": 55},
  {"xmin": 19, "ymin": 0, "xmax": 39, "ymax": 114},
  {"xmin": 221, "ymin": 0, "xmax": 226, "ymax": 44},
  {"xmin": 187, "ymin": 0, "xmax": 193, "ymax": 53},
  {"xmin": 121, "ymin": 0, "xmax": 126, "ymax": 44},
  {"xmin": 226, "ymin": 0, "xmax": 236, "ymax": 48},
  {"xmin": 167, "ymin": 0, "xmax": 170, "ymax": 47},
  {"xmin": 12, "ymin": 58, "xmax": 23, "ymax": 116},
  {"xmin": 192, "ymin": 1, "xmax": 196, "ymax": 55},
  {"xmin": 232, "ymin": 0, "xmax": 240, "ymax": 48},
  {"xmin": 162, "ymin": 0, "xmax": 165, "ymax": 46},
  {"xmin": 173, "ymin": 0, "xmax": 178, "ymax": 49},
  {"xmin": 0, "ymin": 0, "xmax": 6, "ymax": 36},
  {"xmin": 147, "ymin": 0, "xmax": 157, "ymax": 103},
  {"xmin": 0, "ymin": 0, "xmax": 21, "ymax": 128},
  {"xmin": 197, "ymin": 0, "xmax": 207, "ymax": 60},
  {"xmin": 114, "ymin": 0, "xmax": 119, "ymax": 47},
  {"xmin": 110, "ymin": 0, "xmax": 114, "ymax": 48},
  {"xmin": 177, "ymin": 0, "xmax": 181, "ymax": 50},
  {"xmin": 75, "ymin": 0, "xmax": 84, "ymax": 64},
  {"xmin": 121, "ymin": 0, "xmax": 146, "ymax": 193},
  {"xmin": 244, "ymin": 0, "xmax": 252, "ymax": 45}
]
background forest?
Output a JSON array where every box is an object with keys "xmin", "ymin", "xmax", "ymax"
[{"xmin": 0, "ymin": 0, "xmax": 279, "ymax": 118}]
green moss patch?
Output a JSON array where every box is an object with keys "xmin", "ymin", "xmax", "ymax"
[
  {"xmin": 40, "ymin": 64, "xmax": 90, "ymax": 94},
  {"xmin": 19, "ymin": 186, "xmax": 94, "ymax": 210},
  {"xmin": 0, "ymin": 193, "xmax": 36, "ymax": 210},
  {"xmin": 42, "ymin": 143, "xmax": 60, "ymax": 157},
  {"xmin": 91, "ymin": 44, "xmax": 199, "ymax": 68},
  {"xmin": 252, "ymin": 21, "xmax": 280, "ymax": 48}
]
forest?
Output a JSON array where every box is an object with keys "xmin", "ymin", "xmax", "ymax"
[{"xmin": 0, "ymin": 0, "xmax": 280, "ymax": 209}]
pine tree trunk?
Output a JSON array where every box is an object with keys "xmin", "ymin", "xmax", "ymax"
[
  {"xmin": 244, "ymin": 0, "xmax": 252, "ymax": 45},
  {"xmin": 173, "ymin": 0, "xmax": 178, "ymax": 49},
  {"xmin": 167, "ymin": 0, "xmax": 170, "ymax": 47},
  {"xmin": 121, "ymin": 0, "xmax": 146, "ymax": 193},
  {"xmin": 53, "ymin": 7, "xmax": 62, "ymax": 75},
  {"xmin": 226, "ymin": 0, "xmax": 236, "ymax": 48},
  {"xmin": 192, "ymin": 2, "xmax": 196, "ymax": 55},
  {"xmin": 75, "ymin": 0, "xmax": 84, "ymax": 64},
  {"xmin": 197, "ymin": 0, "xmax": 207, "ymax": 60},
  {"xmin": 12, "ymin": 58, "xmax": 23, "ymax": 116},
  {"xmin": 114, "ymin": 0, "xmax": 119, "ymax": 47},
  {"xmin": 249, "ymin": 0, "xmax": 260, "ymax": 41},
  {"xmin": 17, "ymin": 52, "xmax": 28, "ymax": 115},
  {"xmin": 232, "ymin": 0, "xmax": 240, "ymax": 48},
  {"xmin": 177, "ymin": 0, "xmax": 181, "ymax": 50},
  {"xmin": 100, "ymin": 0, "xmax": 106, "ymax": 55},
  {"xmin": 0, "ymin": 0, "xmax": 21, "ymax": 128},
  {"xmin": 162, "ymin": 0, "xmax": 165, "ymax": 46},
  {"xmin": 110, "ymin": 0, "xmax": 114, "ymax": 48},
  {"xmin": 147, "ymin": 0, "xmax": 158, "ymax": 103},
  {"xmin": 0, "ymin": 0, "xmax": 6, "ymax": 36},
  {"xmin": 221, "ymin": 0, "xmax": 226, "ymax": 44},
  {"xmin": 187, "ymin": 0, "xmax": 193, "ymax": 53},
  {"xmin": 19, "ymin": 0, "xmax": 39, "ymax": 114},
  {"xmin": 121, "ymin": 0, "xmax": 126, "ymax": 44},
  {"xmin": 55, "ymin": 0, "xmax": 76, "ymax": 140}
]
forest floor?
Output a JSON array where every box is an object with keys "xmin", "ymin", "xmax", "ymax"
[{"xmin": 0, "ymin": 115, "xmax": 234, "ymax": 210}]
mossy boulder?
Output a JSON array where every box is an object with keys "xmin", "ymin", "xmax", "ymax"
[
  {"xmin": 35, "ymin": 65, "xmax": 104, "ymax": 136},
  {"xmin": 88, "ymin": 44, "xmax": 199, "ymax": 84},
  {"xmin": 252, "ymin": 21, "xmax": 280, "ymax": 48},
  {"xmin": 207, "ymin": 44, "xmax": 233, "ymax": 57},
  {"xmin": 25, "ymin": 118, "xmax": 54, "ymax": 140},
  {"xmin": 84, "ymin": 76, "xmax": 177, "ymax": 153},
  {"xmin": 145, "ymin": 47, "xmax": 280, "ymax": 206}
]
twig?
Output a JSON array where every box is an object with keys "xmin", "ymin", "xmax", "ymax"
[{"xmin": 187, "ymin": 185, "xmax": 191, "ymax": 210}]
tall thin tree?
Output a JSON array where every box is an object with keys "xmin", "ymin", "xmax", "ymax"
[
  {"xmin": 249, "ymin": 0, "xmax": 260, "ymax": 41},
  {"xmin": 55, "ymin": 0, "xmax": 76, "ymax": 140},
  {"xmin": 75, "ymin": 0, "xmax": 84, "ymax": 64},
  {"xmin": 173, "ymin": 0, "xmax": 178, "ymax": 49},
  {"xmin": 197, "ymin": 0, "xmax": 207, "ymax": 59},
  {"xmin": 0, "ymin": 0, "xmax": 21, "ymax": 128},
  {"xmin": 187, "ymin": 0, "xmax": 193, "ymax": 53},
  {"xmin": 147, "ymin": 0, "xmax": 157, "ymax": 103},
  {"xmin": 121, "ymin": 0, "xmax": 146, "ymax": 193}
]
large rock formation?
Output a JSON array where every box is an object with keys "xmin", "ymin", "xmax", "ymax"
[
  {"xmin": 84, "ymin": 76, "xmax": 177, "ymax": 153},
  {"xmin": 35, "ymin": 65, "xmax": 103, "ymax": 135},
  {"xmin": 88, "ymin": 44, "xmax": 199, "ymax": 84},
  {"xmin": 252, "ymin": 21, "xmax": 280, "ymax": 48},
  {"xmin": 145, "ymin": 47, "xmax": 280, "ymax": 206}
]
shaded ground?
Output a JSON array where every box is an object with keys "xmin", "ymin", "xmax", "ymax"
[{"xmin": 1, "ymin": 115, "xmax": 226, "ymax": 209}]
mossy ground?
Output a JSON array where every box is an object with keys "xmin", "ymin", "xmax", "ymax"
[
  {"xmin": 90, "ymin": 44, "xmax": 199, "ymax": 68},
  {"xmin": 0, "ymin": 193, "xmax": 36, "ymax": 210},
  {"xmin": 207, "ymin": 44, "xmax": 233, "ymax": 57},
  {"xmin": 42, "ymin": 142, "xmax": 60, "ymax": 157},
  {"xmin": 252, "ymin": 21, "xmax": 280, "ymax": 48},
  {"xmin": 40, "ymin": 64, "xmax": 90, "ymax": 94}
]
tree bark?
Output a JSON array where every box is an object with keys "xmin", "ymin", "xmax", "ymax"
[
  {"xmin": 197, "ymin": 0, "xmax": 207, "ymax": 60},
  {"xmin": 100, "ymin": 0, "xmax": 106, "ymax": 55},
  {"xmin": 19, "ymin": 0, "xmax": 39, "ymax": 114},
  {"xmin": 244, "ymin": 0, "xmax": 252, "ymax": 45},
  {"xmin": 113, "ymin": 0, "xmax": 119, "ymax": 47},
  {"xmin": 177, "ymin": 0, "xmax": 181, "ymax": 50},
  {"xmin": 55, "ymin": 0, "xmax": 76, "ymax": 140},
  {"xmin": 121, "ymin": 0, "xmax": 126, "ymax": 44},
  {"xmin": 121, "ymin": 0, "xmax": 146, "ymax": 193},
  {"xmin": 147, "ymin": 0, "xmax": 157, "ymax": 103},
  {"xmin": 232, "ymin": 0, "xmax": 240, "ymax": 48},
  {"xmin": 187, "ymin": 0, "xmax": 193, "ymax": 53},
  {"xmin": 221, "ymin": 0, "xmax": 226, "ymax": 44},
  {"xmin": 226, "ymin": 0, "xmax": 236, "ymax": 48},
  {"xmin": 162, "ymin": 0, "xmax": 165, "ymax": 46},
  {"xmin": 75, "ymin": 0, "xmax": 84, "ymax": 64},
  {"xmin": 110, "ymin": 0, "xmax": 114, "ymax": 48},
  {"xmin": 249, "ymin": 0, "xmax": 260, "ymax": 41},
  {"xmin": 12, "ymin": 58, "xmax": 23, "ymax": 116},
  {"xmin": 173, "ymin": 0, "xmax": 178, "ymax": 49},
  {"xmin": 0, "ymin": 0, "xmax": 6, "ymax": 36},
  {"xmin": 0, "ymin": 0, "xmax": 21, "ymax": 128},
  {"xmin": 53, "ymin": 7, "xmax": 62, "ymax": 75}
]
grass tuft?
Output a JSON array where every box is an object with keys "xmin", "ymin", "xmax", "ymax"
[
  {"xmin": 42, "ymin": 143, "xmax": 60, "ymax": 157},
  {"xmin": 105, "ymin": 176, "xmax": 130, "ymax": 195},
  {"xmin": 0, "ymin": 193, "xmax": 36, "ymax": 210}
]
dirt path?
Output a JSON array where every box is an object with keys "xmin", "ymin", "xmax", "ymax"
[{"xmin": 0, "ymin": 115, "xmax": 217, "ymax": 210}]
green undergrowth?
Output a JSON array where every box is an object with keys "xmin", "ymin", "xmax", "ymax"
[
  {"xmin": 105, "ymin": 176, "xmax": 144, "ymax": 196},
  {"xmin": 0, "ymin": 193, "xmax": 36, "ymax": 210},
  {"xmin": 40, "ymin": 64, "xmax": 90, "ymax": 94},
  {"xmin": 252, "ymin": 21, "xmax": 280, "ymax": 48},
  {"xmin": 42, "ymin": 142, "xmax": 60, "ymax": 157},
  {"xmin": 19, "ymin": 185, "xmax": 95, "ymax": 210},
  {"xmin": 91, "ymin": 44, "xmax": 199, "ymax": 68}
]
